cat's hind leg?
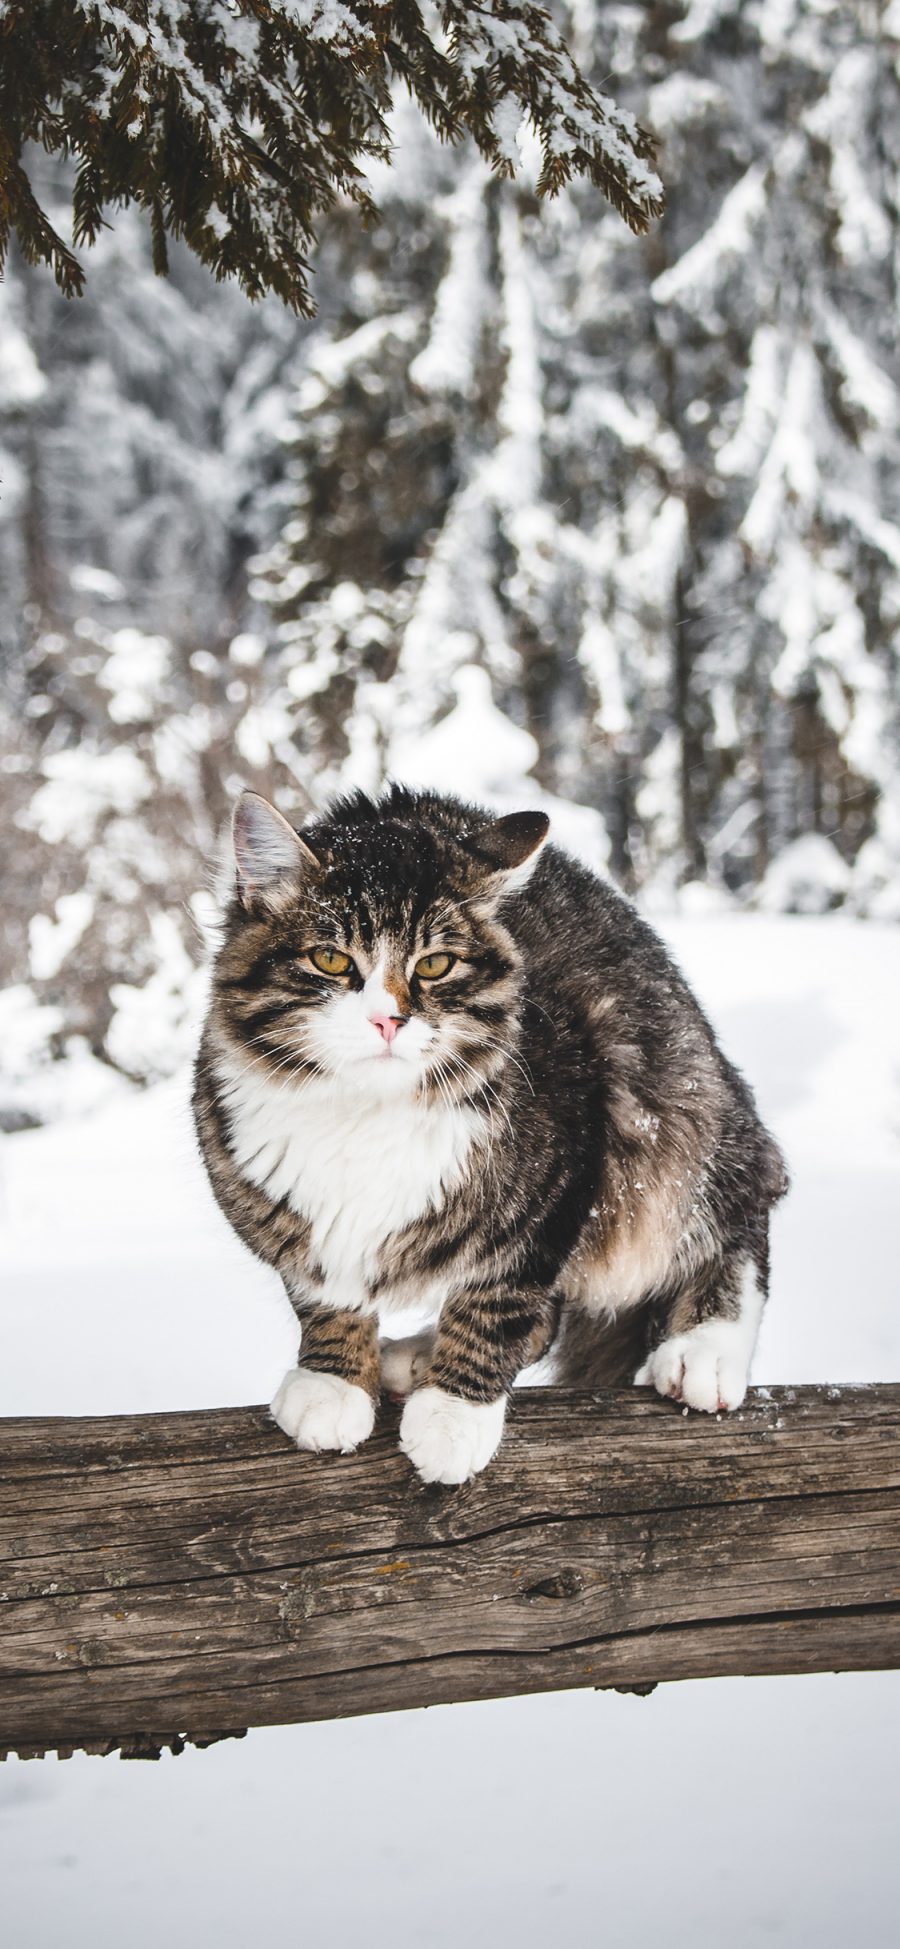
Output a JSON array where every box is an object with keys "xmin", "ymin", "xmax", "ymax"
[
  {"xmin": 379, "ymin": 1328, "xmax": 436, "ymax": 1400},
  {"xmin": 635, "ymin": 1254, "xmax": 764, "ymax": 1413}
]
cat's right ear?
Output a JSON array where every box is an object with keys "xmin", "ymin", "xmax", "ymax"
[{"xmin": 232, "ymin": 792, "xmax": 321, "ymax": 910}]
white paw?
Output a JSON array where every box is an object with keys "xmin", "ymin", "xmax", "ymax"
[
  {"xmin": 635, "ymin": 1319, "xmax": 752, "ymax": 1413},
  {"xmin": 271, "ymin": 1368, "xmax": 375, "ymax": 1453},
  {"xmin": 380, "ymin": 1331, "xmax": 436, "ymax": 1399},
  {"xmin": 399, "ymin": 1387, "xmax": 507, "ymax": 1485}
]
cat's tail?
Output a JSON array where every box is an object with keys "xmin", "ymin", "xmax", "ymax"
[{"xmin": 548, "ymin": 1303, "xmax": 655, "ymax": 1391}]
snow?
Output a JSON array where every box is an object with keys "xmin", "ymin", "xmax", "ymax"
[
  {"xmin": 646, "ymin": 71, "xmax": 728, "ymax": 133},
  {"xmin": 804, "ymin": 50, "xmax": 893, "ymax": 267},
  {"xmin": 757, "ymin": 833, "xmax": 851, "ymax": 914},
  {"xmin": 740, "ymin": 339, "xmax": 819, "ymax": 556},
  {"xmin": 820, "ymin": 299, "xmax": 898, "ymax": 439},
  {"xmin": 2, "ymin": 1676, "xmax": 898, "ymax": 1949},
  {"xmin": 279, "ymin": 1, "xmax": 374, "ymax": 45},
  {"xmin": 670, "ymin": 0, "xmax": 737, "ymax": 42},
  {"xmin": 635, "ymin": 725, "xmax": 682, "ymax": 868},
  {"xmin": 491, "ymin": 96, "xmax": 526, "ymax": 166},
  {"xmin": 105, "ymin": 912, "xmax": 208, "ymax": 1081},
  {"xmin": 389, "ymin": 664, "xmax": 611, "ymax": 869},
  {"xmin": 23, "ymin": 745, "xmax": 153, "ymax": 848},
  {"xmin": 391, "ymin": 663, "xmax": 538, "ymax": 800},
  {"xmin": 715, "ymin": 323, "xmax": 782, "ymax": 478},
  {"xmin": 851, "ymin": 836, "xmax": 900, "ymax": 923},
  {"xmin": 204, "ymin": 204, "xmax": 231, "ymax": 241},
  {"xmin": 0, "ymin": 284, "xmax": 46, "ymax": 409},
  {"xmin": 492, "ymin": 200, "xmax": 544, "ymax": 511},
  {"xmin": 69, "ymin": 564, "xmax": 125, "ymax": 601},
  {"xmin": 0, "ymin": 986, "xmax": 64, "ymax": 1088},
  {"xmin": 2, "ymin": 911, "xmax": 899, "ymax": 1940},
  {"xmin": 228, "ymin": 632, "xmax": 265, "ymax": 667},
  {"xmin": 576, "ymin": 385, "xmax": 681, "ymax": 471},
  {"xmin": 28, "ymin": 892, "xmax": 95, "ymax": 982},
  {"xmin": 97, "ymin": 627, "xmax": 171, "ymax": 723},
  {"xmin": 578, "ymin": 615, "xmax": 630, "ymax": 736},
  {"xmin": 0, "ymin": 986, "xmax": 131, "ymax": 1129},
  {"xmin": 295, "ymin": 312, "xmax": 419, "ymax": 415},
  {"xmin": 408, "ymin": 165, "xmax": 490, "ymax": 397},
  {"xmin": 651, "ymin": 164, "xmax": 768, "ymax": 313}
]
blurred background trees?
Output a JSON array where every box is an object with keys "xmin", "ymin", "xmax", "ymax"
[{"xmin": 2, "ymin": 0, "xmax": 898, "ymax": 1115}]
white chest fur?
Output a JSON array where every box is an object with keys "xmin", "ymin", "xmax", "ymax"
[{"xmin": 216, "ymin": 1057, "xmax": 482, "ymax": 1310}]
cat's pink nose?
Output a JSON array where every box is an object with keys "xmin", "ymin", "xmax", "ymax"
[{"xmin": 369, "ymin": 1012, "xmax": 408, "ymax": 1044}]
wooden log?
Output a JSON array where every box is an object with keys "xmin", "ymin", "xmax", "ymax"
[{"xmin": 1, "ymin": 1385, "xmax": 899, "ymax": 1759}]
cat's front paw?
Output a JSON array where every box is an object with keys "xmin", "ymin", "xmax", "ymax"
[
  {"xmin": 271, "ymin": 1368, "xmax": 375, "ymax": 1453},
  {"xmin": 379, "ymin": 1330, "xmax": 436, "ymax": 1400},
  {"xmin": 635, "ymin": 1319, "xmax": 751, "ymax": 1414},
  {"xmin": 399, "ymin": 1386, "xmax": 506, "ymax": 1485}
]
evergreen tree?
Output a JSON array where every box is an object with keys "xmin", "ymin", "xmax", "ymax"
[
  {"xmin": 647, "ymin": 0, "xmax": 900, "ymax": 902},
  {"xmin": 3, "ymin": 0, "xmax": 900, "ymax": 1110},
  {"xmin": 253, "ymin": 0, "xmax": 900, "ymax": 902},
  {"xmin": 0, "ymin": 0, "xmax": 662, "ymax": 313}
]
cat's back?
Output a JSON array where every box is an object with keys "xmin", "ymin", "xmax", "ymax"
[{"xmin": 505, "ymin": 843, "xmax": 699, "ymax": 1017}]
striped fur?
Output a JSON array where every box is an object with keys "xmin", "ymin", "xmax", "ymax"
[{"xmin": 192, "ymin": 785, "xmax": 788, "ymax": 1482}]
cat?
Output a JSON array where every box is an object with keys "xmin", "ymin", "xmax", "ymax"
[{"xmin": 193, "ymin": 784, "xmax": 788, "ymax": 1485}]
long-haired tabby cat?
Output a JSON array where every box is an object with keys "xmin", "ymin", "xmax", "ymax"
[{"xmin": 193, "ymin": 785, "xmax": 788, "ymax": 1484}]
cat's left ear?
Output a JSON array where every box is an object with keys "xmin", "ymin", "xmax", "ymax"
[
  {"xmin": 232, "ymin": 792, "xmax": 321, "ymax": 910},
  {"xmin": 463, "ymin": 811, "xmax": 550, "ymax": 894}
]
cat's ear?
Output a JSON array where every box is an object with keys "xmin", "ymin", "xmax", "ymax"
[
  {"xmin": 232, "ymin": 792, "xmax": 321, "ymax": 909},
  {"xmin": 463, "ymin": 811, "xmax": 550, "ymax": 893}
]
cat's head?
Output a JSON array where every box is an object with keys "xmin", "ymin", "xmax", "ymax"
[{"xmin": 212, "ymin": 788, "xmax": 548, "ymax": 1099}]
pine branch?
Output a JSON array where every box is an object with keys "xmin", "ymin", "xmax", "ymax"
[{"xmin": 0, "ymin": 1, "xmax": 663, "ymax": 312}]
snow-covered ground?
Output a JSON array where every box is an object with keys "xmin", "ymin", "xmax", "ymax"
[{"xmin": 2, "ymin": 913, "xmax": 899, "ymax": 1945}]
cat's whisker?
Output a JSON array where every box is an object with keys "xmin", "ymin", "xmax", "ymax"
[
  {"xmin": 447, "ymin": 1058, "xmax": 514, "ymax": 1144},
  {"xmin": 238, "ymin": 1045, "xmax": 306, "ymax": 1085},
  {"xmin": 242, "ymin": 1033, "xmax": 308, "ymax": 1065},
  {"xmin": 240, "ymin": 1033, "xmax": 310, "ymax": 1073},
  {"xmin": 437, "ymin": 1047, "xmax": 510, "ymax": 1146},
  {"xmin": 433, "ymin": 1051, "xmax": 488, "ymax": 1134},
  {"xmin": 237, "ymin": 1034, "xmax": 319, "ymax": 1097},
  {"xmin": 430, "ymin": 1060, "xmax": 461, "ymax": 1125},
  {"xmin": 454, "ymin": 1030, "xmax": 536, "ymax": 1098},
  {"xmin": 440, "ymin": 1044, "xmax": 500, "ymax": 1099}
]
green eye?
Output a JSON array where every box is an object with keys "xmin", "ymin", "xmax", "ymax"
[
  {"xmin": 415, "ymin": 952, "xmax": 455, "ymax": 981},
  {"xmin": 310, "ymin": 946, "xmax": 353, "ymax": 977}
]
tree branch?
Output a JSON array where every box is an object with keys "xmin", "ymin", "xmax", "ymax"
[
  {"xmin": 0, "ymin": 1, "xmax": 663, "ymax": 311},
  {"xmin": 2, "ymin": 1385, "xmax": 898, "ymax": 1759}
]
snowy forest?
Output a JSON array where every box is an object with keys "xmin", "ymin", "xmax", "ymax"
[
  {"xmin": 2, "ymin": 0, "xmax": 900, "ymax": 1122},
  {"xmin": 3, "ymin": 12, "xmax": 900, "ymax": 1938}
]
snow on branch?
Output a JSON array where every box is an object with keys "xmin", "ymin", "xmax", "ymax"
[
  {"xmin": 0, "ymin": 1, "xmax": 663, "ymax": 312},
  {"xmin": 651, "ymin": 161, "xmax": 767, "ymax": 314}
]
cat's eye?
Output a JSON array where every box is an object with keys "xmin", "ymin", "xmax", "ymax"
[
  {"xmin": 310, "ymin": 946, "xmax": 353, "ymax": 977},
  {"xmin": 414, "ymin": 952, "xmax": 455, "ymax": 980}
]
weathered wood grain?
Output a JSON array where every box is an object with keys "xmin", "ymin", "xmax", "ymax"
[{"xmin": 1, "ymin": 1385, "xmax": 898, "ymax": 1759}]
